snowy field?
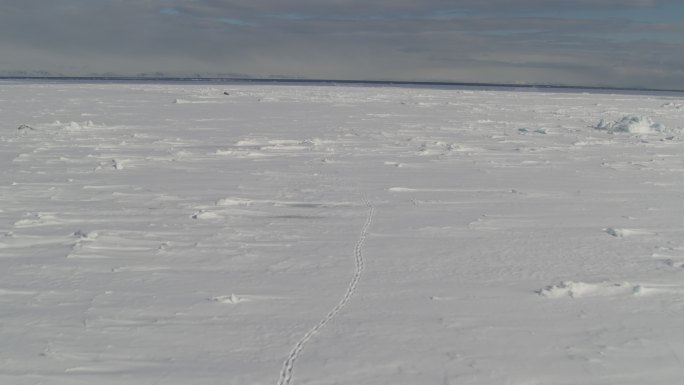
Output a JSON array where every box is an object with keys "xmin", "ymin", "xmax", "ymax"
[{"xmin": 1, "ymin": 81, "xmax": 684, "ymax": 385}]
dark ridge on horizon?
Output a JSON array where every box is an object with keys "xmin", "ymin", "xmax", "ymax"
[{"xmin": 1, "ymin": 76, "xmax": 683, "ymax": 94}]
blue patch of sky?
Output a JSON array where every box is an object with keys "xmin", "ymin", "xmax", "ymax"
[
  {"xmin": 261, "ymin": 9, "xmax": 474, "ymax": 22},
  {"xmin": 515, "ymin": 5, "xmax": 684, "ymax": 44},
  {"xmin": 211, "ymin": 5, "xmax": 684, "ymax": 40},
  {"xmin": 574, "ymin": 31, "xmax": 684, "ymax": 44},
  {"xmin": 160, "ymin": 7, "xmax": 180, "ymax": 16},
  {"xmin": 438, "ymin": 5, "xmax": 684, "ymax": 44},
  {"xmin": 616, "ymin": 4, "xmax": 684, "ymax": 23},
  {"xmin": 478, "ymin": 29, "xmax": 544, "ymax": 36},
  {"xmin": 619, "ymin": 5, "xmax": 684, "ymax": 23},
  {"xmin": 261, "ymin": 12, "xmax": 311, "ymax": 21},
  {"xmin": 218, "ymin": 17, "xmax": 257, "ymax": 27},
  {"xmin": 261, "ymin": 5, "xmax": 679, "ymax": 24},
  {"xmin": 159, "ymin": 7, "xmax": 256, "ymax": 27},
  {"xmin": 262, "ymin": 12, "xmax": 386, "ymax": 21},
  {"xmin": 425, "ymin": 9, "xmax": 474, "ymax": 18},
  {"xmin": 520, "ymin": 4, "xmax": 684, "ymax": 23}
]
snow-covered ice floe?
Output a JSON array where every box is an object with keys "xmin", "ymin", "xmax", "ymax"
[{"xmin": 2, "ymin": 80, "xmax": 684, "ymax": 385}]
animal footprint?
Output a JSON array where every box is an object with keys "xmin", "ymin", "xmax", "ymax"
[
  {"xmin": 664, "ymin": 259, "xmax": 684, "ymax": 268},
  {"xmin": 652, "ymin": 248, "xmax": 684, "ymax": 268},
  {"xmin": 651, "ymin": 247, "xmax": 684, "ymax": 268}
]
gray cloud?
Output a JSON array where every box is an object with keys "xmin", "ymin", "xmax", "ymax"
[{"xmin": 1, "ymin": 0, "xmax": 683, "ymax": 89}]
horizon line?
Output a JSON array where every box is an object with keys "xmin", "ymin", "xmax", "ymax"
[{"xmin": 2, "ymin": 76, "xmax": 683, "ymax": 94}]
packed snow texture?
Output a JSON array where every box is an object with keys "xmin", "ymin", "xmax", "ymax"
[{"xmin": 1, "ymin": 81, "xmax": 684, "ymax": 385}]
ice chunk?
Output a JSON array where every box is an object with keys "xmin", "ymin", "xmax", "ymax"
[{"xmin": 595, "ymin": 116, "xmax": 664, "ymax": 134}]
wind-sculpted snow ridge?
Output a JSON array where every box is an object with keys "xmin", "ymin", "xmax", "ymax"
[{"xmin": 277, "ymin": 198, "xmax": 374, "ymax": 385}]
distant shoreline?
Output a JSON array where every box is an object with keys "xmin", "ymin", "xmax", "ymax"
[{"xmin": 1, "ymin": 76, "xmax": 683, "ymax": 95}]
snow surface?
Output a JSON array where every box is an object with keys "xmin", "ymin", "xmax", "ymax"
[{"xmin": 1, "ymin": 81, "xmax": 684, "ymax": 384}]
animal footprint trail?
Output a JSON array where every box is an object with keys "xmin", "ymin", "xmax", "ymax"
[{"xmin": 276, "ymin": 198, "xmax": 374, "ymax": 385}]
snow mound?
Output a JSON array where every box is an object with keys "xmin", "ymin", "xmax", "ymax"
[
  {"xmin": 191, "ymin": 210, "xmax": 222, "ymax": 219},
  {"xmin": 661, "ymin": 102, "xmax": 682, "ymax": 109},
  {"xmin": 73, "ymin": 230, "xmax": 98, "ymax": 240},
  {"xmin": 210, "ymin": 294, "xmax": 250, "ymax": 304},
  {"xmin": 216, "ymin": 197, "xmax": 253, "ymax": 206},
  {"xmin": 538, "ymin": 281, "xmax": 642, "ymax": 298},
  {"xmin": 594, "ymin": 116, "xmax": 665, "ymax": 134},
  {"xmin": 47, "ymin": 120, "xmax": 98, "ymax": 131},
  {"xmin": 518, "ymin": 127, "xmax": 547, "ymax": 134},
  {"xmin": 603, "ymin": 227, "xmax": 654, "ymax": 237}
]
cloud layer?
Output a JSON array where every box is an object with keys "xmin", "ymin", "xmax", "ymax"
[{"xmin": 2, "ymin": 0, "xmax": 683, "ymax": 88}]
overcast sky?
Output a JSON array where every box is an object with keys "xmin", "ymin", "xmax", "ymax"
[{"xmin": 2, "ymin": 0, "xmax": 684, "ymax": 89}]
